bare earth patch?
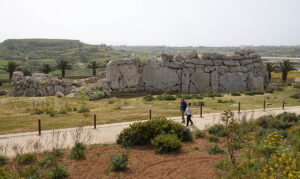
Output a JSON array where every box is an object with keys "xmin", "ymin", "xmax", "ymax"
[{"xmin": 66, "ymin": 138, "xmax": 224, "ymax": 179}]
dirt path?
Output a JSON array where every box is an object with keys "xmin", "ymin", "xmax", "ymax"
[{"xmin": 1, "ymin": 106, "xmax": 300, "ymax": 156}]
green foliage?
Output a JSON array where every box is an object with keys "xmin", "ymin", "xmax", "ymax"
[
  {"xmin": 217, "ymin": 99, "xmax": 235, "ymax": 103},
  {"xmin": 0, "ymin": 167, "xmax": 13, "ymax": 178},
  {"xmin": 290, "ymin": 93, "xmax": 300, "ymax": 99},
  {"xmin": 293, "ymin": 83, "xmax": 300, "ymax": 89},
  {"xmin": 256, "ymin": 113, "xmax": 297, "ymax": 130},
  {"xmin": 207, "ymin": 145, "xmax": 225, "ymax": 155},
  {"xmin": 117, "ymin": 117, "xmax": 192, "ymax": 147},
  {"xmin": 39, "ymin": 154, "xmax": 56, "ymax": 169},
  {"xmin": 244, "ymin": 91, "xmax": 264, "ymax": 96},
  {"xmin": 208, "ymin": 124, "xmax": 226, "ymax": 136},
  {"xmin": 49, "ymin": 165, "xmax": 69, "ymax": 179},
  {"xmin": 87, "ymin": 61, "xmax": 101, "ymax": 76},
  {"xmin": 205, "ymin": 91, "xmax": 223, "ymax": 98},
  {"xmin": 192, "ymin": 101, "xmax": 205, "ymax": 106},
  {"xmin": 77, "ymin": 105, "xmax": 90, "ymax": 113},
  {"xmin": 151, "ymin": 134, "xmax": 182, "ymax": 153},
  {"xmin": 0, "ymin": 155, "xmax": 8, "ymax": 167},
  {"xmin": 40, "ymin": 64, "xmax": 53, "ymax": 74},
  {"xmin": 70, "ymin": 142, "xmax": 86, "ymax": 160},
  {"xmin": 255, "ymin": 128, "xmax": 288, "ymax": 139},
  {"xmin": 209, "ymin": 135, "xmax": 219, "ymax": 142},
  {"xmin": 143, "ymin": 94, "xmax": 155, "ymax": 101},
  {"xmin": 193, "ymin": 129, "xmax": 206, "ymax": 138},
  {"xmin": 191, "ymin": 146, "xmax": 199, "ymax": 151},
  {"xmin": 215, "ymin": 159, "xmax": 232, "ymax": 170},
  {"xmin": 192, "ymin": 94, "xmax": 204, "ymax": 99},
  {"xmin": 157, "ymin": 93, "xmax": 176, "ymax": 101},
  {"xmin": 278, "ymin": 60, "xmax": 296, "ymax": 82},
  {"xmin": 109, "ymin": 152, "xmax": 130, "ymax": 172},
  {"xmin": 231, "ymin": 92, "xmax": 241, "ymax": 96},
  {"xmin": 232, "ymin": 142, "xmax": 242, "ymax": 150},
  {"xmin": 0, "ymin": 61, "xmax": 21, "ymax": 81},
  {"xmin": 18, "ymin": 166, "xmax": 39, "ymax": 178},
  {"xmin": 56, "ymin": 60, "xmax": 72, "ymax": 78},
  {"xmin": 265, "ymin": 88, "xmax": 274, "ymax": 93},
  {"xmin": 17, "ymin": 153, "xmax": 37, "ymax": 165}
]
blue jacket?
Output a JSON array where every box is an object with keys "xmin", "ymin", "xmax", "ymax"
[{"xmin": 180, "ymin": 101, "xmax": 187, "ymax": 111}]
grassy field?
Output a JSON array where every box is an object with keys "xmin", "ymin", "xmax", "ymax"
[
  {"xmin": 0, "ymin": 86, "xmax": 300, "ymax": 135},
  {"xmin": 272, "ymin": 72, "xmax": 300, "ymax": 79}
]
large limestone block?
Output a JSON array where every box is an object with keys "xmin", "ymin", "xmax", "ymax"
[
  {"xmin": 181, "ymin": 68, "xmax": 190, "ymax": 93},
  {"xmin": 119, "ymin": 64, "xmax": 140, "ymax": 88},
  {"xmin": 142, "ymin": 60, "xmax": 181, "ymax": 92},
  {"xmin": 189, "ymin": 69, "xmax": 210, "ymax": 93},
  {"xmin": 220, "ymin": 73, "xmax": 246, "ymax": 92},
  {"xmin": 211, "ymin": 71, "xmax": 219, "ymax": 91}
]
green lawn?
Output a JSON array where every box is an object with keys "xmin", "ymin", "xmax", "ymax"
[{"xmin": 0, "ymin": 86, "xmax": 299, "ymax": 135}]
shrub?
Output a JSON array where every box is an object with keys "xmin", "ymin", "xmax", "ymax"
[
  {"xmin": 40, "ymin": 154, "xmax": 56, "ymax": 168},
  {"xmin": 232, "ymin": 142, "xmax": 242, "ymax": 150},
  {"xmin": 181, "ymin": 94, "xmax": 193, "ymax": 99},
  {"xmin": 217, "ymin": 99, "xmax": 234, "ymax": 103},
  {"xmin": 157, "ymin": 93, "xmax": 176, "ymax": 101},
  {"xmin": 77, "ymin": 105, "xmax": 90, "ymax": 113},
  {"xmin": 192, "ymin": 94, "xmax": 204, "ymax": 99},
  {"xmin": 244, "ymin": 91, "xmax": 264, "ymax": 96},
  {"xmin": 0, "ymin": 156, "xmax": 8, "ymax": 167},
  {"xmin": 193, "ymin": 129, "xmax": 206, "ymax": 138},
  {"xmin": 117, "ymin": 117, "xmax": 192, "ymax": 147},
  {"xmin": 18, "ymin": 166, "xmax": 38, "ymax": 178},
  {"xmin": 49, "ymin": 165, "xmax": 69, "ymax": 179},
  {"xmin": 207, "ymin": 145, "xmax": 225, "ymax": 155},
  {"xmin": 265, "ymin": 89, "xmax": 274, "ymax": 93},
  {"xmin": 51, "ymin": 149, "xmax": 64, "ymax": 157},
  {"xmin": 276, "ymin": 112, "xmax": 299, "ymax": 123},
  {"xmin": 17, "ymin": 153, "xmax": 37, "ymax": 165},
  {"xmin": 109, "ymin": 152, "xmax": 130, "ymax": 172},
  {"xmin": 206, "ymin": 91, "xmax": 223, "ymax": 98},
  {"xmin": 209, "ymin": 135, "xmax": 219, "ymax": 142},
  {"xmin": 290, "ymin": 93, "xmax": 300, "ymax": 99},
  {"xmin": 231, "ymin": 92, "xmax": 241, "ymax": 96},
  {"xmin": 215, "ymin": 159, "xmax": 231, "ymax": 170},
  {"xmin": 256, "ymin": 114, "xmax": 293, "ymax": 130},
  {"xmin": 143, "ymin": 94, "xmax": 155, "ymax": 101},
  {"xmin": 192, "ymin": 101, "xmax": 205, "ymax": 106},
  {"xmin": 293, "ymin": 83, "xmax": 300, "ymax": 88},
  {"xmin": 255, "ymin": 128, "xmax": 288, "ymax": 139},
  {"xmin": 191, "ymin": 146, "xmax": 199, "ymax": 151},
  {"xmin": 0, "ymin": 167, "xmax": 13, "ymax": 178},
  {"xmin": 70, "ymin": 142, "xmax": 86, "ymax": 160},
  {"xmin": 151, "ymin": 134, "xmax": 182, "ymax": 153},
  {"xmin": 0, "ymin": 82, "xmax": 2, "ymax": 86},
  {"xmin": 208, "ymin": 124, "xmax": 226, "ymax": 136}
]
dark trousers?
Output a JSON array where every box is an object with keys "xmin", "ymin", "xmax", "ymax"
[{"xmin": 187, "ymin": 115, "xmax": 193, "ymax": 126}]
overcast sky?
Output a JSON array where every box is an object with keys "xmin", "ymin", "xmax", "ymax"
[{"xmin": 0, "ymin": 0, "xmax": 300, "ymax": 46}]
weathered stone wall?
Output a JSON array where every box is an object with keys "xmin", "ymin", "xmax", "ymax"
[
  {"xmin": 103, "ymin": 50, "xmax": 269, "ymax": 93},
  {"xmin": 10, "ymin": 72, "xmax": 76, "ymax": 97}
]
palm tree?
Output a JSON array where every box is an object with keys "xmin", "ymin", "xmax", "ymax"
[
  {"xmin": 278, "ymin": 60, "xmax": 296, "ymax": 83},
  {"xmin": 40, "ymin": 64, "xmax": 53, "ymax": 74},
  {"xmin": 0, "ymin": 61, "xmax": 20, "ymax": 81},
  {"xmin": 87, "ymin": 61, "xmax": 101, "ymax": 76},
  {"xmin": 265, "ymin": 63, "xmax": 277, "ymax": 81},
  {"xmin": 56, "ymin": 60, "xmax": 72, "ymax": 78}
]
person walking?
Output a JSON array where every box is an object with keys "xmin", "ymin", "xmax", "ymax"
[
  {"xmin": 180, "ymin": 98, "xmax": 187, "ymax": 123},
  {"xmin": 186, "ymin": 103, "xmax": 194, "ymax": 126}
]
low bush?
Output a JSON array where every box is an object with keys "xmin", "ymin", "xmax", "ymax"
[
  {"xmin": 193, "ymin": 129, "xmax": 206, "ymax": 138},
  {"xmin": 0, "ymin": 156, "xmax": 8, "ymax": 167},
  {"xmin": 265, "ymin": 89, "xmax": 274, "ymax": 93},
  {"xmin": 0, "ymin": 167, "xmax": 13, "ymax": 178},
  {"xmin": 232, "ymin": 142, "xmax": 242, "ymax": 150},
  {"xmin": 231, "ymin": 92, "xmax": 241, "ymax": 96},
  {"xmin": 181, "ymin": 94, "xmax": 193, "ymax": 99},
  {"xmin": 17, "ymin": 153, "xmax": 37, "ymax": 165},
  {"xmin": 244, "ymin": 91, "xmax": 264, "ymax": 96},
  {"xmin": 40, "ymin": 154, "xmax": 56, "ymax": 168},
  {"xmin": 151, "ymin": 134, "xmax": 182, "ymax": 153},
  {"xmin": 192, "ymin": 101, "xmax": 205, "ymax": 106},
  {"xmin": 77, "ymin": 105, "xmax": 90, "ymax": 113},
  {"xmin": 207, "ymin": 145, "xmax": 225, "ymax": 155},
  {"xmin": 157, "ymin": 93, "xmax": 176, "ymax": 101},
  {"xmin": 109, "ymin": 152, "xmax": 130, "ymax": 172},
  {"xmin": 117, "ymin": 117, "xmax": 192, "ymax": 147},
  {"xmin": 51, "ymin": 149, "xmax": 64, "ymax": 157},
  {"xmin": 215, "ymin": 159, "xmax": 231, "ymax": 170},
  {"xmin": 70, "ymin": 142, "xmax": 86, "ymax": 160},
  {"xmin": 293, "ymin": 83, "xmax": 300, "ymax": 88},
  {"xmin": 290, "ymin": 93, "xmax": 300, "ymax": 99},
  {"xmin": 255, "ymin": 128, "xmax": 288, "ymax": 139},
  {"xmin": 192, "ymin": 94, "xmax": 204, "ymax": 99},
  {"xmin": 18, "ymin": 166, "xmax": 39, "ymax": 178},
  {"xmin": 143, "ymin": 94, "xmax": 155, "ymax": 101},
  {"xmin": 49, "ymin": 165, "xmax": 69, "ymax": 179},
  {"xmin": 217, "ymin": 99, "xmax": 234, "ymax": 103},
  {"xmin": 208, "ymin": 124, "xmax": 226, "ymax": 136},
  {"xmin": 206, "ymin": 91, "xmax": 223, "ymax": 98},
  {"xmin": 209, "ymin": 135, "xmax": 219, "ymax": 142},
  {"xmin": 256, "ymin": 114, "xmax": 294, "ymax": 130},
  {"xmin": 276, "ymin": 112, "xmax": 300, "ymax": 123},
  {"xmin": 191, "ymin": 146, "xmax": 199, "ymax": 151}
]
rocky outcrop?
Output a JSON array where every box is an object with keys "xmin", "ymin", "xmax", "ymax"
[
  {"xmin": 104, "ymin": 50, "xmax": 269, "ymax": 93},
  {"xmin": 10, "ymin": 72, "xmax": 76, "ymax": 97}
]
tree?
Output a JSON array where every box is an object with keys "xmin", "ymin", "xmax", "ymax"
[
  {"xmin": 40, "ymin": 64, "xmax": 53, "ymax": 74},
  {"xmin": 265, "ymin": 63, "xmax": 277, "ymax": 81},
  {"xmin": 0, "ymin": 61, "xmax": 20, "ymax": 81},
  {"xmin": 87, "ymin": 61, "xmax": 101, "ymax": 76},
  {"xmin": 56, "ymin": 60, "xmax": 72, "ymax": 78},
  {"xmin": 278, "ymin": 60, "xmax": 296, "ymax": 83}
]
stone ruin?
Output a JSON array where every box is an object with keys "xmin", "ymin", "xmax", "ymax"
[
  {"xmin": 102, "ymin": 50, "xmax": 269, "ymax": 93},
  {"xmin": 9, "ymin": 50, "xmax": 269, "ymax": 97}
]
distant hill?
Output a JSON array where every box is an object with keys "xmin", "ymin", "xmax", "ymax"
[{"xmin": 112, "ymin": 45, "xmax": 300, "ymax": 58}]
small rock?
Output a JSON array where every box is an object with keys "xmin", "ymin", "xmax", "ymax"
[
  {"xmin": 66, "ymin": 93, "xmax": 75, "ymax": 98},
  {"xmin": 0, "ymin": 91, "xmax": 7, "ymax": 96},
  {"xmin": 186, "ymin": 50, "xmax": 198, "ymax": 59},
  {"xmin": 56, "ymin": 91, "xmax": 64, "ymax": 98},
  {"xmin": 72, "ymin": 80, "xmax": 82, "ymax": 87},
  {"xmin": 103, "ymin": 89, "xmax": 112, "ymax": 97}
]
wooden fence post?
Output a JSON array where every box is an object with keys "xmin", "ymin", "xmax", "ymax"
[
  {"xmin": 38, "ymin": 119, "xmax": 41, "ymax": 136},
  {"xmin": 282, "ymin": 100, "xmax": 285, "ymax": 110},
  {"xmin": 149, "ymin": 109, "xmax": 152, "ymax": 120},
  {"xmin": 238, "ymin": 102, "xmax": 241, "ymax": 114},
  {"xmin": 94, "ymin": 114, "xmax": 96, "ymax": 129},
  {"xmin": 200, "ymin": 104, "xmax": 203, "ymax": 118},
  {"xmin": 264, "ymin": 100, "xmax": 266, "ymax": 111}
]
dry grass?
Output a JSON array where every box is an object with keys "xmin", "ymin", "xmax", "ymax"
[{"xmin": 0, "ymin": 86, "xmax": 300, "ymax": 135}]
